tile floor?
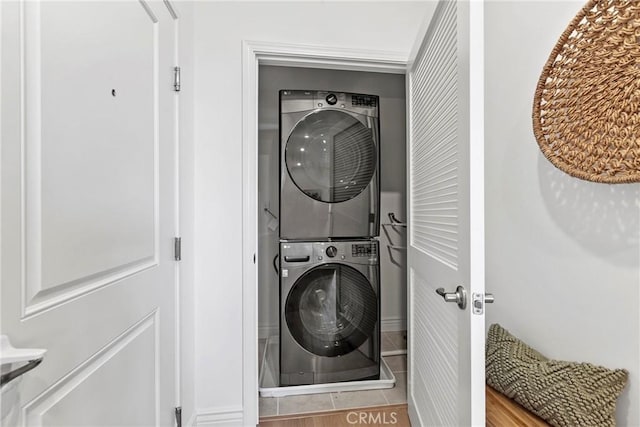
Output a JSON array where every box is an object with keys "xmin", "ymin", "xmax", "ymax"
[{"xmin": 259, "ymin": 331, "xmax": 407, "ymax": 418}]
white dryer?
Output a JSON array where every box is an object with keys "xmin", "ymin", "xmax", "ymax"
[{"xmin": 279, "ymin": 90, "xmax": 380, "ymax": 240}]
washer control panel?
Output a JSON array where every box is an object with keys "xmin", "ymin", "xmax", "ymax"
[
  {"xmin": 282, "ymin": 241, "xmax": 378, "ymax": 266},
  {"xmin": 351, "ymin": 243, "xmax": 377, "ymax": 258}
]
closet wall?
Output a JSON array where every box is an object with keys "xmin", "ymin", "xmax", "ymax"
[{"xmin": 258, "ymin": 65, "xmax": 408, "ymax": 338}]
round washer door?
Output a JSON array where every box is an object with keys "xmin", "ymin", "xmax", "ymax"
[
  {"xmin": 285, "ymin": 263, "xmax": 377, "ymax": 358},
  {"xmin": 285, "ymin": 110, "xmax": 377, "ymax": 203}
]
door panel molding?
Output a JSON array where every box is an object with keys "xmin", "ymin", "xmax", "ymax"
[
  {"xmin": 22, "ymin": 310, "xmax": 160, "ymax": 426},
  {"xmin": 161, "ymin": 0, "xmax": 179, "ymax": 19},
  {"xmin": 23, "ymin": 258, "xmax": 158, "ymax": 318},
  {"xmin": 138, "ymin": 0, "xmax": 159, "ymax": 23},
  {"xmin": 18, "ymin": 0, "xmax": 161, "ymax": 319}
]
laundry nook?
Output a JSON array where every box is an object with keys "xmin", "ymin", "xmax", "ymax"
[{"xmin": 255, "ymin": 66, "xmax": 411, "ymax": 408}]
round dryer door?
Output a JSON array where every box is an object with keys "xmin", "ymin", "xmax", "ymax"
[
  {"xmin": 285, "ymin": 263, "xmax": 377, "ymax": 358},
  {"xmin": 285, "ymin": 110, "xmax": 377, "ymax": 203}
]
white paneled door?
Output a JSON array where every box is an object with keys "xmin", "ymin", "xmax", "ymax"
[
  {"xmin": 407, "ymin": 0, "xmax": 485, "ymax": 425},
  {"xmin": 1, "ymin": 1, "xmax": 179, "ymax": 425}
]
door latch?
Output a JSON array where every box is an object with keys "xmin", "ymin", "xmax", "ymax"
[{"xmin": 472, "ymin": 293, "xmax": 495, "ymax": 315}]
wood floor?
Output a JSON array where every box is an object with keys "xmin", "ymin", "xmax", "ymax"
[
  {"xmin": 260, "ymin": 404, "xmax": 410, "ymax": 427},
  {"xmin": 260, "ymin": 388, "xmax": 550, "ymax": 427}
]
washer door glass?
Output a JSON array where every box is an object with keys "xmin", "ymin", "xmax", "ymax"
[
  {"xmin": 285, "ymin": 263, "xmax": 377, "ymax": 358},
  {"xmin": 286, "ymin": 110, "xmax": 377, "ymax": 203}
]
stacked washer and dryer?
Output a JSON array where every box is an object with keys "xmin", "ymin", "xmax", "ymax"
[{"xmin": 279, "ymin": 90, "xmax": 381, "ymax": 386}]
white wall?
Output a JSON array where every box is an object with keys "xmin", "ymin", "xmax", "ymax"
[
  {"xmin": 256, "ymin": 65, "xmax": 407, "ymax": 338},
  {"xmin": 192, "ymin": 1, "xmax": 431, "ymax": 419},
  {"xmin": 485, "ymin": 2, "xmax": 640, "ymax": 425}
]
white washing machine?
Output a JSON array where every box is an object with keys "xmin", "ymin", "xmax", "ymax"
[
  {"xmin": 279, "ymin": 90, "xmax": 380, "ymax": 240},
  {"xmin": 279, "ymin": 240, "xmax": 380, "ymax": 386}
]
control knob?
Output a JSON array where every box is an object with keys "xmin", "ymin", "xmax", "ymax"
[{"xmin": 326, "ymin": 246, "xmax": 338, "ymax": 258}]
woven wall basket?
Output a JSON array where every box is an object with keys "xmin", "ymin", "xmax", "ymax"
[{"xmin": 533, "ymin": 0, "xmax": 640, "ymax": 183}]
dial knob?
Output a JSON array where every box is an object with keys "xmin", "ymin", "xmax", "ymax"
[
  {"xmin": 326, "ymin": 93, "xmax": 338, "ymax": 105},
  {"xmin": 326, "ymin": 246, "xmax": 338, "ymax": 258}
]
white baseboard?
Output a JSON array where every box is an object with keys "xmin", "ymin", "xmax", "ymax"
[
  {"xmin": 194, "ymin": 406, "xmax": 244, "ymax": 426},
  {"xmin": 381, "ymin": 317, "xmax": 406, "ymax": 332}
]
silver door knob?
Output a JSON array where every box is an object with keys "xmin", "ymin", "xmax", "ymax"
[{"xmin": 435, "ymin": 285, "xmax": 467, "ymax": 310}]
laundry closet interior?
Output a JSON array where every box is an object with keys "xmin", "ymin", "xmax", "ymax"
[{"xmin": 257, "ymin": 64, "xmax": 409, "ymax": 417}]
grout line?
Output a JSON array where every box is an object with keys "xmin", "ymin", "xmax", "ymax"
[
  {"xmin": 381, "ymin": 334, "xmax": 396, "ymax": 353},
  {"xmin": 385, "ymin": 331, "xmax": 407, "ymax": 353},
  {"xmin": 381, "ymin": 349, "xmax": 407, "ymax": 357},
  {"xmin": 330, "ymin": 392, "xmax": 336, "ymax": 410},
  {"xmin": 381, "ymin": 387, "xmax": 390, "ymax": 405}
]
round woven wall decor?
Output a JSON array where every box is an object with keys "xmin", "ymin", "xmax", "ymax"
[{"xmin": 533, "ymin": 0, "xmax": 640, "ymax": 183}]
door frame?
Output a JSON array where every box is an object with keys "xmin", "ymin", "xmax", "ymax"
[{"xmin": 241, "ymin": 40, "xmax": 408, "ymax": 425}]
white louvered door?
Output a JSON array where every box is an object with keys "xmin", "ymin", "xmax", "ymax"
[{"xmin": 407, "ymin": 1, "xmax": 485, "ymax": 425}]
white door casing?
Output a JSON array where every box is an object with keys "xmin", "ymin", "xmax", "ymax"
[
  {"xmin": 242, "ymin": 41, "xmax": 408, "ymax": 426},
  {"xmin": 407, "ymin": 0, "xmax": 485, "ymax": 426},
  {"xmin": 1, "ymin": 1, "xmax": 179, "ymax": 425}
]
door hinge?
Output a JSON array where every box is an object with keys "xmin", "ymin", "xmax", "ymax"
[
  {"xmin": 174, "ymin": 66, "xmax": 181, "ymax": 92},
  {"xmin": 174, "ymin": 237, "xmax": 182, "ymax": 261},
  {"xmin": 174, "ymin": 406, "xmax": 182, "ymax": 427}
]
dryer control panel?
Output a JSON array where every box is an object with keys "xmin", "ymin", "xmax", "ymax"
[{"xmin": 280, "ymin": 90, "xmax": 379, "ymax": 118}]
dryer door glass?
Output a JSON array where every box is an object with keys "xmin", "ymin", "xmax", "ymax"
[
  {"xmin": 286, "ymin": 110, "xmax": 377, "ymax": 203},
  {"xmin": 285, "ymin": 263, "xmax": 377, "ymax": 357}
]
